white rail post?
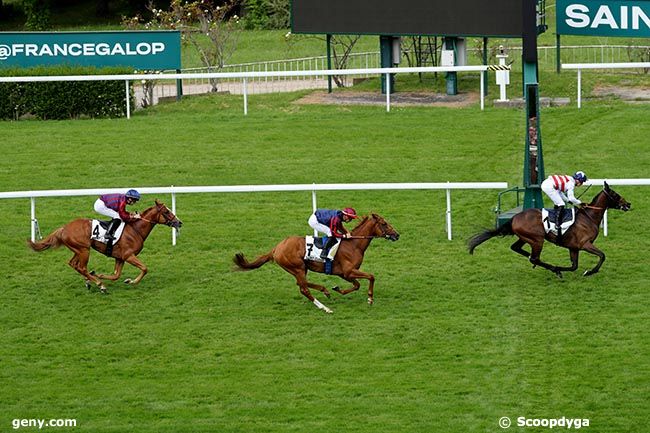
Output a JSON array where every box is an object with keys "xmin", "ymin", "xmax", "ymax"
[
  {"xmin": 311, "ymin": 185, "xmax": 318, "ymax": 237},
  {"xmin": 479, "ymin": 72, "xmax": 485, "ymax": 111},
  {"xmin": 386, "ymin": 73, "xmax": 391, "ymax": 113},
  {"xmin": 577, "ymin": 69, "xmax": 582, "ymax": 109},
  {"xmin": 125, "ymin": 80, "xmax": 131, "ymax": 119},
  {"xmin": 243, "ymin": 78, "xmax": 248, "ymax": 115},
  {"xmin": 30, "ymin": 197, "xmax": 36, "ymax": 242},
  {"xmin": 446, "ymin": 183, "xmax": 452, "ymax": 241},
  {"xmin": 171, "ymin": 186, "xmax": 177, "ymax": 246}
]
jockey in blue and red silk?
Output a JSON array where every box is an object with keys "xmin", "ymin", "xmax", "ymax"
[
  {"xmin": 94, "ymin": 189, "xmax": 141, "ymax": 248},
  {"xmin": 308, "ymin": 207, "xmax": 358, "ymax": 259},
  {"xmin": 541, "ymin": 171, "xmax": 587, "ymax": 241}
]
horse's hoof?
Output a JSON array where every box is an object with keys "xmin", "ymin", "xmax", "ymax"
[
  {"xmin": 85, "ymin": 280, "xmax": 92, "ymax": 290},
  {"xmin": 368, "ymin": 298, "xmax": 374, "ymax": 305},
  {"xmin": 583, "ymin": 270, "xmax": 594, "ymax": 277},
  {"xmin": 124, "ymin": 278, "xmax": 133, "ymax": 284},
  {"xmin": 100, "ymin": 286, "xmax": 108, "ymax": 294},
  {"xmin": 332, "ymin": 286, "xmax": 340, "ymax": 293},
  {"xmin": 90, "ymin": 270, "xmax": 96, "ymax": 276}
]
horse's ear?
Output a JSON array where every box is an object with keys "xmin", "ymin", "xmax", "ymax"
[
  {"xmin": 155, "ymin": 199, "xmax": 162, "ymax": 206},
  {"xmin": 604, "ymin": 181, "xmax": 610, "ymax": 190}
]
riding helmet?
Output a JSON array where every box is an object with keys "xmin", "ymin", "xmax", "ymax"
[
  {"xmin": 342, "ymin": 207, "xmax": 358, "ymax": 219},
  {"xmin": 125, "ymin": 189, "xmax": 141, "ymax": 201},
  {"xmin": 573, "ymin": 171, "xmax": 587, "ymax": 183}
]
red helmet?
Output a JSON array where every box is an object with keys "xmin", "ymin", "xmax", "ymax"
[{"xmin": 342, "ymin": 207, "xmax": 358, "ymax": 219}]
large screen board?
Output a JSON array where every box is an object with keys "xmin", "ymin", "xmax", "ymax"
[{"xmin": 291, "ymin": 0, "xmax": 523, "ymax": 37}]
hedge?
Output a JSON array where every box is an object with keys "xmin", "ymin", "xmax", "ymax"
[{"xmin": 0, "ymin": 66, "xmax": 134, "ymax": 120}]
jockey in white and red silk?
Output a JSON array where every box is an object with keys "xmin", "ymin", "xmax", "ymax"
[
  {"xmin": 94, "ymin": 189, "xmax": 141, "ymax": 247},
  {"xmin": 308, "ymin": 207, "xmax": 358, "ymax": 259},
  {"xmin": 541, "ymin": 171, "xmax": 587, "ymax": 240}
]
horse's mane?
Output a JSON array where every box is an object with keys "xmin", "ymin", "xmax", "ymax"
[{"xmin": 351, "ymin": 215, "xmax": 371, "ymax": 234}]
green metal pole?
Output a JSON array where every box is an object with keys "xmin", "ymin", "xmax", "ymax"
[
  {"xmin": 175, "ymin": 69, "xmax": 183, "ymax": 101},
  {"xmin": 326, "ymin": 34, "xmax": 332, "ymax": 94},
  {"xmin": 556, "ymin": 34, "xmax": 561, "ymax": 74},
  {"xmin": 482, "ymin": 37, "xmax": 488, "ymax": 97}
]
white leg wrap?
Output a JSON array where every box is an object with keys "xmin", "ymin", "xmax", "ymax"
[{"xmin": 313, "ymin": 299, "xmax": 333, "ymax": 314}]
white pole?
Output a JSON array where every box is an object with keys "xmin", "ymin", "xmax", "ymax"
[
  {"xmin": 311, "ymin": 186, "xmax": 318, "ymax": 237},
  {"xmin": 386, "ymin": 73, "xmax": 391, "ymax": 113},
  {"xmin": 171, "ymin": 187, "xmax": 177, "ymax": 246},
  {"xmin": 125, "ymin": 80, "xmax": 131, "ymax": 119},
  {"xmin": 577, "ymin": 69, "xmax": 582, "ymax": 109},
  {"xmin": 603, "ymin": 209, "xmax": 608, "ymax": 237},
  {"xmin": 243, "ymin": 78, "xmax": 248, "ymax": 116},
  {"xmin": 479, "ymin": 72, "xmax": 485, "ymax": 111},
  {"xmin": 30, "ymin": 197, "xmax": 36, "ymax": 242},
  {"xmin": 446, "ymin": 185, "xmax": 452, "ymax": 241}
]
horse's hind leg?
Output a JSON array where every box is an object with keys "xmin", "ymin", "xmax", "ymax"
[
  {"xmin": 528, "ymin": 242, "xmax": 563, "ymax": 278},
  {"xmin": 510, "ymin": 239, "xmax": 530, "ymax": 258},
  {"xmin": 69, "ymin": 250, "xmax": 107, "ymax": 293},
  {"xmin": 293, "ymin": 272, "xmax": 333, "ymax": 313}
]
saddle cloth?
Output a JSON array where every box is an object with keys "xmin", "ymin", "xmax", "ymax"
[
  {"xmin": 91, "ymin": 220, "xmax": 126, "ymax": 244},
  {"xmin": 541, "ymin": 208, "xmax": 576, "ymax": 236},
  {"xmin": 304, "ymin": 236, "xmax": 340, "ymax": 262}
]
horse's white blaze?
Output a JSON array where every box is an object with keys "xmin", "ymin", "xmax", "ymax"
[{"xmin": 313, "ymin": 299, "xmax": 333, "ymax": 314}]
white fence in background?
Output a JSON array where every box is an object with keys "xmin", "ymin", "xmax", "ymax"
[
  {"xmin": 0, "ymin": 64, "xmax": 498, "ymax": 117},
  {"xmin": 0, "ymin": 182, "xmax": 509, "ymax": 244},
  {"xmin": 562, "ymin": 62, "xmax": 650, "ymax": 108}
]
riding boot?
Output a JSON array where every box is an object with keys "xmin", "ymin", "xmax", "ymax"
[
  {"xmin": 554, "ymin": 205, "xmax": 565, "ymax": 244},
  {"xmin": 320, "ymin": 236, "xmax": 338, "ymax": 260},
  {"xmin": 105, "ymin": 218, "xmax": 120, "ymax": 256}
]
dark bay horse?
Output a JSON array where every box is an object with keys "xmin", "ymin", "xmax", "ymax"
[
  {"xmin": 233, "ymin": 213, "xmax": 400, "ymax": 313},
  {"xmin": 468, "ymin": 182, "xmax": 630, "ymax": 277},
  {"xmin": 28, "ymin": 199, "xmax": 182, "ymax": 293}
]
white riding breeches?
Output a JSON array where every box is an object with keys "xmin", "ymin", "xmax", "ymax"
[
  {"xmin": 308, "ymin": 213, "xmax": 332, "ymax": 237},
  {"xmin": 541, "ymin": 179, "xmax": 567, "ymax": 207},
  {"xmin": 94, "ymin": 198, "xmax": 121, "ymax": 219}
]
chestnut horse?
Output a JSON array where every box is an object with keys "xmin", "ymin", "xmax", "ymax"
[
  {"xmin": 468, "ymin": 182, "xmax": 630, "ymax": 277},
  {"xmin": 28, "ymin": 199, "xmax": 182, "ymax": 293},
  {"xmin": 233, "ymin": 213, "xmax": 399, "ymax": 313}
]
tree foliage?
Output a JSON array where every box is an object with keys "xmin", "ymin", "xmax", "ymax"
[{"xmin": 124, "ymin": 0, "xmax": 242, "ymax": 91}]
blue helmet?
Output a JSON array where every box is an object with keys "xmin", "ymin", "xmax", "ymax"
[
  {"xmin": 573, "ymin": 171, "xmax": 587, "ymax": 183},
  {"xmin": 125, "ymin": 189, "xmax": 141, "ymax": 201}
]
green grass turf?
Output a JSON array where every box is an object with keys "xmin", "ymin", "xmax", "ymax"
[{"xmin": 0, "ymin": 91, "xmax": 648, "ymax": 432}]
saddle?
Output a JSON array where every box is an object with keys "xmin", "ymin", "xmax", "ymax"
[
  {"xmin": 91, "ymin": 220, "xmax": 126, "ymax": 244},
  {"xmin": 541, "ymin": 208, "xmax": 576, "ymax": 236},
  {"xmin": 304, "ymin": 236, "xmax": 340, "ymax": 263}
]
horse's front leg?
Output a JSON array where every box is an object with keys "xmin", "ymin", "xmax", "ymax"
[
  {"xmin": 123, "ymin": 255, "xmax": 148, "ymax": 285},
  {"xmin": 581, "ymin": 242, "xmax": 605, "ymax": 276},
  {"xmin": 336, "ymin": 269, "xmax": 375, "ymax": 305},
  {"xmin": 553, "ymin": 249, "xmax": 580, "ymax": 273},
  {"xmin": 94, "ymin": 260, "xmax": 125, "ymax": 281}
]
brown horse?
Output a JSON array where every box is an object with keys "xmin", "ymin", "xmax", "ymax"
[
  {"xmin": 468, "ymin": 182, "xmax": 630, "ymax": 277},
  {"xmin": 28, "ymin": 199, "xmax": 182, "ymax": 293},
  {"xmin": 233, "ymin": 213, "xmax": 400, "ymax": 313}
]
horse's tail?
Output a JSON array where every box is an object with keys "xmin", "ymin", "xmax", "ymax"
[
  {"xmin": 233, "ymin": 251, "xmax": 274, "ymax": 271},
  {"xmin": 468, "ymin": 220, "xmax": 514, "ymax": 254},
  {"xmin": 27, "ymin": 227, "xmax": 64, "ymax": 252}
]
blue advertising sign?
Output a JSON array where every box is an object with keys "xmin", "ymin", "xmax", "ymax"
[
  {"xmin": 557, "ymin": 0, "xmax": 650, "ymax": 37},
  {"xmin": 0, "ymin": 31, "xmax": 181, "ymax": 69}
]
